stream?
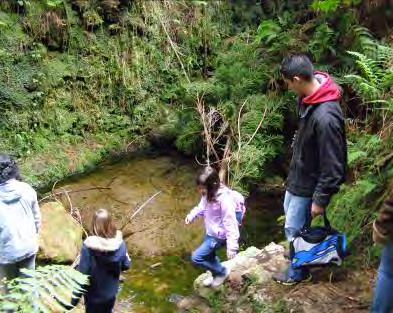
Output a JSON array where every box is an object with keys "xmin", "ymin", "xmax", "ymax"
[{"xmin": 58, "ymin": 153, "xmax": 283, "ymax": 312}]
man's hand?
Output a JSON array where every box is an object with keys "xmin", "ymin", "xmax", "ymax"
[
  {"xmin": 185, "ymin": 215, "xmax": 192, "ymax": 225},
  {"xmin": 227, "ymin": 250, "xmax": 237, "ymax": 260},
  {"xmin": 311, "ymin": 202, "xmax": 325, "ymax": 218}
]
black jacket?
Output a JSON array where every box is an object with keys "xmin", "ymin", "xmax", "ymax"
[
  {"xmin": 286, "ymin": 101, "xmax": 347, "ymax": 207},
  {"xmin": 78, "ymin": 231, "xmax": 131, "ymax": 304}
]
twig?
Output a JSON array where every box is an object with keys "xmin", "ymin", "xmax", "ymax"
[
  {"xmin": 244, "ymin": 106, "xmax": 268, "ymax": 147},
  {"xmin": 196, "ymin": 95, "xmax": 220, "ymax": 164},
  {"xmin": 39, "ymin": 187, "xmax": 111, "ymax": 203},
  {"xmin": 156, "ymin": 7, "xmax": 190, "ymax": 84},
  {"xmin": 123, "ymin": 226, "xmax": 152, "ymax": 239},
  {"xmin": 120, "ymin": 191, "xmax": 162, "ymax": 230},
  {"xmin": 61, "ymin": 188, "xmax": 73, "ymax": 213},
  {"xmin": 72, "ymin": 254, "xmax": 80, "ymax": 269},
  {"xmin": 236, "ymin": 99, "xmax": 248, "ymax": 175},
  {"xmin": 326, "ymin": 285, "xmax": 362, "ymax": 303}
]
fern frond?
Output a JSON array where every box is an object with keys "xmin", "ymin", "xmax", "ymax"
[
  {"xmin": 351, "ymin": 26, "xmax": 377, "ymax": 56},
  {"xmin": 0, "ymin": 265, "xmax": 88, "ymax": 313}
]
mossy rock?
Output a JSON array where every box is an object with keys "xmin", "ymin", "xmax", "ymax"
[{"xmin": 38, "ymin": 201, "xmax": 83, "ymax": 263}]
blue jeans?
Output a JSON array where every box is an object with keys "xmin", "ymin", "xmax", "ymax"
[
  {"xmin": 372, "ymin": 241, "xmax": 393, "ymax": 313},
  {"xmin": 284, "ymin": 191, "xmax": 312, "ymax": 280},
  {"xmin": 191, "ymin": 235, "xmax": 226, "ymax": 277},
  {"xmin": 236, "ymin": 211, "xmax": 243, "ymax": 225}
]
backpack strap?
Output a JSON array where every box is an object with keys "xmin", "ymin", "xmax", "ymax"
[{"xmin": 303, "ymin": 210, "xmax": 331, "ymax": 231}]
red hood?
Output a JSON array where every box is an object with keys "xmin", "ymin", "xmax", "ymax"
[{"xmin": 302, "ymin": 71, "xmax": 341, "ymax": 105}]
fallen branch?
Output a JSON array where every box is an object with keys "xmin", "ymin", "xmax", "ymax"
[
  {"xmin": 120, "ymin": 191, "xmax": 162, "ymax": 230},
  {"xmin": 39, "ymin": 187, "xmax": 111, "ymax": 203},
  {"xmin": 326, "ymin": 285, "xmax": 362, "ymax": 303},
  {"xmin": 244, "ymin": 105, "xmax": 268, "ymax": 147},
  {"xmin": 123, "ymin": 226, "xmax": 152, "ymax": 239}
]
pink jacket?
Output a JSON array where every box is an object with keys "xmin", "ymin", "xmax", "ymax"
[{"xmin": 187, "ymin": 185, "xmax": 240, "ymax": 252}]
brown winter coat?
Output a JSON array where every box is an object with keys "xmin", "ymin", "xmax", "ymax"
[{"xmin": 373, "ymin": 199, "xmax": 393, "ymax": 245}]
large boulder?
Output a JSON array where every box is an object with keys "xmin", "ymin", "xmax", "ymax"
[
  {"xmin": 177, "ymin": 243, "xmax": 288, "ymax": 312},
  {"xmin": 38, "ymin": 202, "xmax": 83, "ymax": 263},
  {"xmin": 193, "ymin": 243, "xmax": 287, "ymax": 300}
]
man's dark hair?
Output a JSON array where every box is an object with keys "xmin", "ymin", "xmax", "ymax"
[
  {"xmin": 280, "ymin": 54, "xmax": 314, "ymax": 82},
  {"xmin": 0, "ymin": 154, "xmax": 21, "ymax": 184}
]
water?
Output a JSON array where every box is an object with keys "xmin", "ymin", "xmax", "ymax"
[{"xmin": 58, "ymin": 153, "xmax": 283, "ymax": 312}]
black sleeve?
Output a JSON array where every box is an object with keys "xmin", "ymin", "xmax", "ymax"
[{"xmin": 313, "ymin": 111, "xmax": 347, "ymax": 207}]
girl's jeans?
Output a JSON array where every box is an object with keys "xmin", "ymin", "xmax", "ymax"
[
  {"xmin": 284, "ymin": 191, "xmax": 312, "ymax": 280},
  {"xmin": 191, "ymin": 235, "xmax": 226, "ymax": 277},
  {"xmin": 372, "ymin": 241, "xmax": 393, "ymax": 313}
]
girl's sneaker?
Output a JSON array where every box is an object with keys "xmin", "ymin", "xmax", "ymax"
[
  {"xmin": 211, "ymin": 265, "xmax": 231, "ymax": 288},
  {"xmin": 202, "ymin": 275, "xmax": 214, "ymax": 287}
]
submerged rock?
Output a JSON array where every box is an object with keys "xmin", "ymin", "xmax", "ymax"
[{"xmin": 38, "ymin": 201, "xmax": 83, "ymax": 263}]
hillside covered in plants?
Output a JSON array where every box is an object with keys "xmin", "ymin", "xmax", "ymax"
[{"xmin": 0, "ymin": 0, "xmax": 392, "ymax": 277}]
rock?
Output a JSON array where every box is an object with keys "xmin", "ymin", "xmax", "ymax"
[
  {"xmin": 38, "ymin": 202, "xmax": 83, "ymax": 263},
  {"xmin": 177, "ymin": 295, "xmax": 213, "ymax": 313},
  {"xmin": 191, "ymin": 243, "xmax": 288, "ymax": 307}
]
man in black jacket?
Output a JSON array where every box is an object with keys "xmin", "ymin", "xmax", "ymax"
[{"xmin": 273, "ymin": 55, "xmax": 347, "ymax": 285}]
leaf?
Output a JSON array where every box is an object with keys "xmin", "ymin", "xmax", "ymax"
[
  {"xmin": 255, "ymin": 20, "xmax": 282, "ymax": 45},
  {"xmin": 0, "ymin": 265, "xmax": 88, "ymax": 312}
]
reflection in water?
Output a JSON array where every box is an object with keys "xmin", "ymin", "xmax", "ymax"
[{"xmin": 59, "ymin": 155, "xmax": 283, "ymax": 312}]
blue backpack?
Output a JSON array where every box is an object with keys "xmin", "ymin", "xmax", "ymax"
[{"xmin": 290, "ymin": 213, "xmax": 347, "ymax": 269}]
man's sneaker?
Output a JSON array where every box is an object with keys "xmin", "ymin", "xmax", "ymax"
[
  {"xmin": 272, "ymin": 271, "xmax": 312, "ymax": 286},
  {"xmin": 202, "ymin": 275, "xmax": 214, "ymax": 287},
  {"xmin": 211, "ymin": 265, "xmax": 231, "ymax": 288}
]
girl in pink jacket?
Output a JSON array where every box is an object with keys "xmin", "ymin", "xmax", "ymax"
[{"xmin": 185, "ymin": 167, "xmax": 240, "ymax": 287}]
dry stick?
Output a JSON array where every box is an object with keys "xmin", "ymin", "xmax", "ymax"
[
  {"xmin": 73, "ymin": 192, "xmax": 161, "ymax": 268},
  {"xmin": 196, "ymin": 96, "xmax": 220, "ymax": 163},
  {"xmin": 244, "ymin": 105, "xmax": 268, "ymax": 147},
  {"xmin": 61, "ymin": 188, "xmax": 73, "ymax": 213},
  {"xmin": 157, "ymin": 8, "xmax": 190, "ymax": 84},
  {"xmin": 326, "ymin": 285, "xmax": 362, "ymax": 303},
  {"xmin": 157, "ymin": 8, "xmax": 219, "ymax": 165},
  {"xmin": 123, "ymin": 226, "xmax": 152, "ymax": 240},
  {"xmin": 39, "ymin": 187, "xmax": 111, "ymax": 203},
  {"xmin": 236, "ymin": 99, "xmax": 248, "ymax": 175},
  {"xmin": 120, "ymin": 191, "xmax": 162, "ymax": 230}
]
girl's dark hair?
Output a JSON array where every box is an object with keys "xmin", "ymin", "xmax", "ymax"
[
  {"xmin": 0, "ymin": 154, "xmax": 21, "ymax": 184},
  {"xmin": 280, "ymin": 54, "xmax": 314, "ymax": 82},
  {"xmin": 196, "ymin": 167, "xmax": 220, "ymax": 202}
]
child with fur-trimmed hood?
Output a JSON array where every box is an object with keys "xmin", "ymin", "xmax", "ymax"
[{"xmin": 77, "ymin": 209, "xmax": 131, "ymax": 313}]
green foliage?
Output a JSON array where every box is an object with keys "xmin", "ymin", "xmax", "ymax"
[
  {"xmin": 206, "ymin": 288, "xmax": 225, "ymax": 313},
  {"xmin": 255, "ymin": 20, "xmax": 282, "ymax": 45},
  {"xmin": 311, "ymin": 0, "xmax": 361, "ymax": 13},
  {"xmin": 0, "ymin": 265, "xmax": 88, "ymax": 313},
  {"xmin": 329, "ymin": 179, "xmax": 379, "ymax": 245},
  {"xmin": 345, "ymin": 46, "xmax": 393, "ymax": 105},
  {"xmin": 309, "ymin": 23, "xmax": 336, "ymax": 62},
  {"xmin": 251, "ymin": 299, "xmax": 289, "ymax": 313}
]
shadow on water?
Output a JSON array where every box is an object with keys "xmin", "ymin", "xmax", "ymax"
[{"xmin": 58, "ymin": 153, "xmax": 284, "ymax": 312}]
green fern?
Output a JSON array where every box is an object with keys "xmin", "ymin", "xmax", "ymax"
[
  {"xmin": 345, "ymin": 46, "xmax": 393, "ymax": 103},
  {"xmin": 0, "ymin": 265, "xmax": 88, "ymax": 313},
  {"xmin": 351, "ymin": 26, "xmax": 377, "ymax": 56}
]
